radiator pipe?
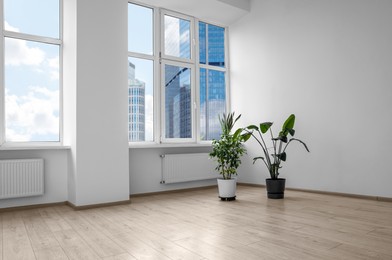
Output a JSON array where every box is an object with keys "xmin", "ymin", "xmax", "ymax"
[{"xmin": 160, "ymin": 154, "xmax": 165, "ymax": 184}]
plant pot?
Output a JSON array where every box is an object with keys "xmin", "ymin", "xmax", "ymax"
[
  {"xmin": 217, "ymin": 178, "xmax": 237, "ymax": 201},
  {"xmin": 265, "ymin": 178, "xmax": 286, "ymax": 199}
]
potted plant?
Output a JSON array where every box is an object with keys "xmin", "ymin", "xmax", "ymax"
[
  {"xmin": 242, "ymin": 114, "xmax": 309, "ymax": 199},
  {"xmin": 210, "ymin": 112, "xmax": 246, "ymax": 201}
]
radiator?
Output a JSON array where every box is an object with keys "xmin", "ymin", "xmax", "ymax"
[
  {"xmin": 161, "ymin": 153, "xmax": 218, "ymax": 184},
  {"xmin": 0, "ymin": 159, "xmax": 44, "ymax": 199}
]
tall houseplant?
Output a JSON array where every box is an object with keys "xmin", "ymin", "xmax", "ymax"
[
  {"xmin": 210, "ymin": 112, "xmax": 246, "ymax": 200},
  {"xmin": 243, "ymin": 114, "xmax": 309, "ymax": 199}
]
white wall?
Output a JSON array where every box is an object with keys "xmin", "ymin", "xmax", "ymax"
[
  {"xmin": 64, "ymin": 0, "xmax": 130, "ymax": 206},
  {"xmin": 0, "ymin": 149, "xmax": 68, "ymax": 208},
  {"xmin": 230, "ymin": 0, "xmax": 392, "ymax": 197}
]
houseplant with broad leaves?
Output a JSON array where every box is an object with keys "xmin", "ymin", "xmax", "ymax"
[
  {"xmin": 242, "ymin": 114, "xmax": 309, "ymax": 199},
  {"xmin": 210, "ymin": 112, "xmax": 246, "ymax": 201}
]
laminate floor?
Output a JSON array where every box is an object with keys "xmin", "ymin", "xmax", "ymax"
[{"xmin": 1, "ymin": 185, "xmax": 392, "ymax": 259}]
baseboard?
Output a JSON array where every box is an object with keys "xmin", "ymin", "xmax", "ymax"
[
  {"xmin": 130, "ymin": 185, "xmax": 217, "ymax": 198},
  {"xmin": 66, "ymin": 199, "xmax": 131, "ymax": 210},
  {"xmin": 238, "ymin": 182, "xmax": 392, "ymax": 202},
  {"xmin": 0, "ymin": 199, "xmax": 132, "ymax": 212},
  {"xmin": 0, "ymin": 202, "xmax": 67, "ymax": 213}
]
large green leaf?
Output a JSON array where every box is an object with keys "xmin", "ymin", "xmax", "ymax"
[
  {"xmin": 282, "ymin": 114, "xmax": 295, "ymax": 131},
  {"xmin": 260, "ymin": 122, "xmax": 273, "ymax": 134}
]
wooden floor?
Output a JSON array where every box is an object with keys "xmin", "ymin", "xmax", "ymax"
[{"xmin": 1, "ymin": 186, "xmax": 392, "ymax": 260}]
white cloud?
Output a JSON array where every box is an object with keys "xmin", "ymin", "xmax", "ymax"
[
  {"xmin": 48, "ymin": 56, "xmax": 60, "ymax": 80},
  {"xmin": 5, "ymin": 87, "xmax": 59, "ymax": 141},
  {"xmin": 5, "ymin": 37, "xmax": 45, "ymax": 66},
  {"xmin": 48, "ymin": 56, "xmax": 60, "ymax": 69},
  {"xmin": 4, "ymin": 21, "xmax": 19, "ymax": 32}
]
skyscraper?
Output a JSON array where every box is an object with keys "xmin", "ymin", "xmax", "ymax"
[
  {"xmin": 128, "ymin": 61, "xmax": 146, "ymax": 141},
  {"xmin": 199, "ymin": 22, "xmax": 226, "ymax": 140}
]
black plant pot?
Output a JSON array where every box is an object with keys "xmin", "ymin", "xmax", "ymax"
[{"xmin": 265, "ymin": 178, "xmax": 286, "ymax": 199}]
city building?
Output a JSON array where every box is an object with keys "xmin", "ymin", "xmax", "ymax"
[{"xmin": 128, "ymin": 61, "xmax": 145, "ymax": 141}]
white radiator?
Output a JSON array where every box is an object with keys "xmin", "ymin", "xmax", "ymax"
[
  {"xmin": 161, "ymin": 153, "xmax": 218, "ymax": 184},
  {"xmin": 0, "ymin": 159, "xmax": 44, "ymax": 199}
]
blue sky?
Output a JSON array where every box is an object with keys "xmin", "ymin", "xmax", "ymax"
[{"xmin": 4, "ymin": 0, "xmax": 60, "ymax": 142}]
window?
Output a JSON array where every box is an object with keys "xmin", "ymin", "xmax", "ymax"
[
  {"xmin": 1, "ymin": 0, "xmax": 62, "ymax": 144},
  {"xmin": 128, "ymin": 3, "xmax": 154, "ymax": 142},
  {"xmin": 128, "ymin": 2, "xmax": 228, "ymax": 144},
  {"xmin": 199, "ymin": 22, "xmax": 227, "ymax": 141}
]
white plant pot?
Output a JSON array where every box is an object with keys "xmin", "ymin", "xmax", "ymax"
[{"xmin": 217, "ymin": 178, "xmax": 237, "ymax": 200}]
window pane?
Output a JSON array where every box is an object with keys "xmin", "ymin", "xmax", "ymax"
[
  {"xmin": 164, "ymin": 15, "xmax": 191, "ymax": 59},
  {"xmin": 5, "ymin": 38, "xmax": 60, "ymax": 142},
  {"xmin": 208, "ymin": 25, "xmax": 225, "ymax": 67},
  {"xmin": 200, "ymin": 68, "xmax": 207, "ymax": 139},
  {"xmin": 128, "ymin": 3, "xmax": 153, "ymax": 55},
  {"xmin": 165, "ymin": 64, "xmax": 192, "ymax": 139},
  {"xmin": 128, "ymin": 57, "xmax": 153, "ymax": 142},
  {"xmin": 199, "ymin": 22, "xmax": 206, "ymax": 64},
  {"xmin": 200, "ymin": 70, "xmax": 226, "ymax": 141},
  {"xmin": 4, "ymin": 0, "xmax": 59, "ymax": 38}
]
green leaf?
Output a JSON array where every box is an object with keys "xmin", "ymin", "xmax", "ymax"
[
  {"xmin": 247, "ymin": 125, "xmax": 259, "ymax": 131},
  {"xmin": 260, "ymin": 122, "xmax": 273, "ymax": 134},
  {"xmin": 277, "ymin": 152, "xmax": 287, "ymax": 161},
  {"xmin": 233, "ymin": 128, "xmax": 242, "ymax": 139},
  {"xmin": 282, "ymin": 114, "xmax": 295, "ymax": 132},
  {"xmin": 241, "ymin": 132, "xmax": 252, "ymax": 142}
]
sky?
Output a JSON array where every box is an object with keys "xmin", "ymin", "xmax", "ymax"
[{"xmin": 4, "ymin": 0, "xmax": 60, "ymax": 142}]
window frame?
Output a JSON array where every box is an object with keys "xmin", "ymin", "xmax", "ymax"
[
  {"xmin": 128, "ymin": 1, "xmax": 230, "ymax": 147},
  {"xmin": 127, "ymin": 1, "xmax": 159, "ymax": 145},
  {"xmin": 196, "ymin": 20, "xmax": 230, "ymax": 143},
  {"xmin": 0, "ymin": 0, "xmax": 63, "ymax": 147},
  {"xmin": 160, "ymin": 59, "xmax": 196, "ymax": 143},
  {"xmin": 160, "ymin": 9, "xmax": 195, "ymax": 65}
]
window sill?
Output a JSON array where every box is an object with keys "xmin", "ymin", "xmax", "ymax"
[
  {"xmin": 0, "ymin": 145, "xmax": 71, "ymax": 151},
  {"xmin": 129, "ymin": 142, "xmax": 212, "ymax": 149}
]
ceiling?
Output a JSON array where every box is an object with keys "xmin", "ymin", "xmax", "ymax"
[{"xmin": 137, "ymin": 0, "xmax": 251, "ymax": 25}]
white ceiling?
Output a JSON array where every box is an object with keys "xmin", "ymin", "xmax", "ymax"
[{"xmin": 137, "ymin": 0, "xmax": 250, "ymax": 25}]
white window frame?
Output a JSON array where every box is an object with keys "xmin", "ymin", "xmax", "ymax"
[
  {"xmin": 127, "ymin": 1, "xmax": 159, "ymax": 145},
  {"xmin": 128, "ymin": 1, "xmax": 229, "ymax": 146},
  {"xmin": 196, "ymin": 20, "xmax": 230, "ymax": 144},
  {"xmin": 0, "ymin": 0, "xmax": 63, "ymax": 147},
  {"xmin": 160, "ymin": 9, "xmax": 195, "ymax": 65}
]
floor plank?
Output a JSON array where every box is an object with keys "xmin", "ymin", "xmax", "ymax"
[{"xmin": 2, "ymin": 212, "xmax": 36, "ymax": 260}]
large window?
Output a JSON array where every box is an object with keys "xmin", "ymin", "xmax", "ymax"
[
  {"xmin": 128, "ymin": 2, "xmax": 228, "ymax": 144},
  {"xmin": 1, "ymin": 0, "xmax": 62, "ymax": 144}
]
